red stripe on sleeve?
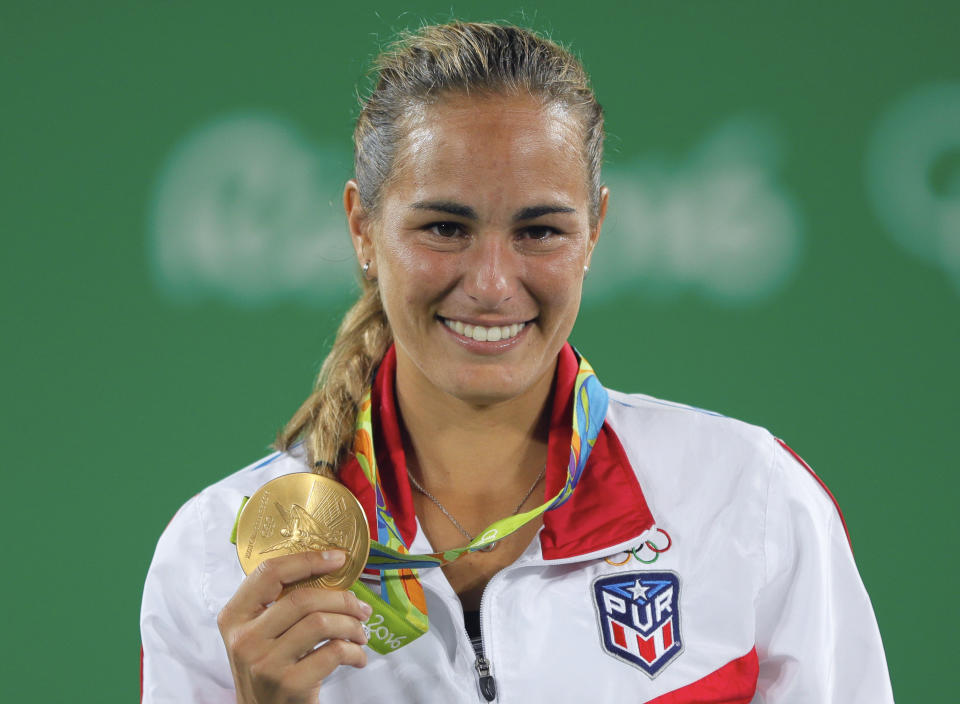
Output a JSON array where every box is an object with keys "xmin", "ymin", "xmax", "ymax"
[{"xmin": 775, "ymin": 438, "xmax": 853, "ymax": 553}]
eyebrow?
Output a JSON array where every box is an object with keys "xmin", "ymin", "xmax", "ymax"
[
  {"xmin": 411, "ymin": 200, "xmax": 477, "ymax": 219},
  {"xmin": 410, "ymin": 200, "xmax": 576, "ymax": 222},
  {"xmin": 513, "ymin": 205, "xmax": 576, "ymax": 221}
]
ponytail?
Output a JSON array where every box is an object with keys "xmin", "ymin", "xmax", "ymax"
[{"xmin": 275, "ymin": 280, "xmax": 392, "ymax": 476}]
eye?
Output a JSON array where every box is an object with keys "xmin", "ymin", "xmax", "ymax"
[
  {"xmin": 520, "ymin": 225, "xmax": 560, "ymax": 240},
  {"xmin": 427, "ymin": 222, "xmax": 465, "ymax": 238}
]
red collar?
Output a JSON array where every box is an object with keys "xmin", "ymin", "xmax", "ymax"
[{"xmin": 337, "ymin": 344, "xmax": 655, "ymax": 560}]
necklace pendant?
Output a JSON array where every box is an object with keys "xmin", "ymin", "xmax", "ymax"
[{"xmin": 479, "ymin": 541, "xmax": 498, "ymax": 552}]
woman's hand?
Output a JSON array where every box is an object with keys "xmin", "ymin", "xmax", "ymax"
[{"xmin": 218, "ymin": 550, "xmax": 372, "ymax": 704}]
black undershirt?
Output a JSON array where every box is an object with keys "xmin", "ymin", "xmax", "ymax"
[
  {"xmin": 464, "ymin": 609, "xmax": 482, "ymax": 653},
  {"xmin": 464, "ymin": 609, "xmax": 481, "ymax": 639}
]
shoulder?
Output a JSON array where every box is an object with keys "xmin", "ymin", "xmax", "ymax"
[
  {"xmin": 603, "ymin": 387, "xmax": 841, "ymax": 529},
  {"xmin": 191, "ymin": 444, "xmax": 311, "ymax": 535},
  {"xmin": 163, "ymin": 444, "xmax": 311, "ymax": 551},
  {"xmin": 604, "ymin": 387, "xmax": 777, "ymax": 473},
  {"xmin": 146, "ymin": 445, "xmax": 311, "ymax": 614}
]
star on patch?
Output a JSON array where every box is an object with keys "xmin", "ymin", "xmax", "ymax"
[{"xmin": 629, "ymin": 579, "xmax": 650, "ymax": 601}]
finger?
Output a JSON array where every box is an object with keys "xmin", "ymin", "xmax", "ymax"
[
  {"xmin": 226, "ymin": 551, "xmax": 347, "ymax": 620},
  {"xmin": 286, "ymin": 639, "xmax": 368, "ymax": 689},
  {"xmin": 273, "ymin": 612, "xmax": 368, "ymax": 662},
  {"xmin": 256, "ymin": 587, "xmax": 373, "ymax": 640}
]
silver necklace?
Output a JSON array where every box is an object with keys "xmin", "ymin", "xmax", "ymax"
[{"xmin": 408, "ymin": 465, "xmax": 547, "ymax": 552}]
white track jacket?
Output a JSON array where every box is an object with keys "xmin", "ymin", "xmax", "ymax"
[{"xmin": 140, "ymin": 346, "xmax": 894, "ymax": 703}]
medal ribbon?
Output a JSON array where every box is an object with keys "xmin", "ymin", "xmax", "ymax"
[{"xmin": 347, "ymin": 351, "xmax": 609, "ymax": 654}]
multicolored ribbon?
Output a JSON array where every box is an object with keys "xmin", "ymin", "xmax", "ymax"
[{"xmin": 348, "ymin": 351, "xmax": 609, "ymax": 654}]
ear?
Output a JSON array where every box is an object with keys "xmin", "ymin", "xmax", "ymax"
[
  {"xmin": 344, "ymin": 179, "xmax": 376, "ymax": 277},
  {"xmin": 585, "ymin": 185, "xmax": 609, "ymax": 268}
]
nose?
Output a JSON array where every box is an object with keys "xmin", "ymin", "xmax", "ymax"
[{"xmin": 463, "ymin": 235, "xmax": 517, "ymax": 308}]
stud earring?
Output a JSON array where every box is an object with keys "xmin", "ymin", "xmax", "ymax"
[{"xmin": 362, "ymin": 260, "xmax": 372, "ymax": 279}]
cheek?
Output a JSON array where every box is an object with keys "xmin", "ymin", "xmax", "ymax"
[
  {"xmin": 378, "ymin": 240, "xmax": 454, "ymax": 310},
  {"xmin": 525, "ymin": 253, "xmax": 585, "ymax": 316}
]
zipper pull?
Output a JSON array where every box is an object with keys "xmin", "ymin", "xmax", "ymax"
[{"xmin": 474, "ymin": 655, "xmax": 497, "ymax": 701}]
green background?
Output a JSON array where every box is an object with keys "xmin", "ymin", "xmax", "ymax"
[{"xmin": 2, "ymin": 1, "xmax": 956, "ymax": 700}]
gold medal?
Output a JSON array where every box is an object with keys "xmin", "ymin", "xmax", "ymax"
[{"xmin": 235, "ymin": 473, "xmax": 370, "ymax": 591}]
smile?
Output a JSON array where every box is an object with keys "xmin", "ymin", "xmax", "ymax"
[{"xmin": 439, "ymin": 317, "xmax": 528, "ymax": 342}]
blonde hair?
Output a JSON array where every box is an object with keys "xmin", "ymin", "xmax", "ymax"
[{"xmin": 277, "ymin": 21, "xmax": 605, "ymax": 474}]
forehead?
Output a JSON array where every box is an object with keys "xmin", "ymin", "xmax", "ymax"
[{"xmin": 387, "ymin": 94, "xmax": 589, "ymax": 207}]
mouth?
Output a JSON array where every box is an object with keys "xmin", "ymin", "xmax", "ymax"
[{"xmin": 437, "ymin": 315, "xmax": 532, "ymax": 343}]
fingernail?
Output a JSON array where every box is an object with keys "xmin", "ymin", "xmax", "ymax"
[
  {"xmin": 360, "ymin": 601, "xmax": 373, "ymax": 618},
  {"xmin": 321, "ymin": 550, "xmax": 346, "ymax": 565}
]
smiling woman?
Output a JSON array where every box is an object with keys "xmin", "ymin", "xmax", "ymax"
[
  {"xmin": 351, "ymin": 94, "xmax": 602, "ymax": 409},
  {"xmin": 140, "ymin": 21, "xmax": 894, "ymax": 704}
]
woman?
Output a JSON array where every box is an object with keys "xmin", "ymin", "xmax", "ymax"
[{"xmin": 140, "ymin": 22, "xmax": 893, "ymax": 703}]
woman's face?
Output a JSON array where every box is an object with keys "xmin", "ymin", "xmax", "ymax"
[{"xmin": 347, "ymin": 94, "xmax": 607, "ymax": 407}]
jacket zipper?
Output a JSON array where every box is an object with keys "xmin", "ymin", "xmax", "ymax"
[
  {"xmin": 463, "ymin": 602, "xmax": 496, "ymax": 701},
  {"xmin": 462, "ymin": 570, "xmax": 501, "ymax": 702},
  {"xmin": 474, "ymin": 652, "xmax": 496, "ymax": 702}
]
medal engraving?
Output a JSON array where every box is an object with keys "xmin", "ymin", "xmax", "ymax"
[{"xmin": 236, "ymin": 473, "xmax": 370, "ymax": 590}]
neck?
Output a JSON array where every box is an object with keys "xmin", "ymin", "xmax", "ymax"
[{"xmin": 394, "ymin": 353, "xmax": 556, "ymax": 501}]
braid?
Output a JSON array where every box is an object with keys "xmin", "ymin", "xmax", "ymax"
[{"xmin": 275, "ymin": 280, "xmax": 392, "ymax": 475}]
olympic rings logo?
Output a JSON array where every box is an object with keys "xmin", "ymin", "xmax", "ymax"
[{"xmin": 604, "ymin": 528, "xmax": 672, "ymax": 566}]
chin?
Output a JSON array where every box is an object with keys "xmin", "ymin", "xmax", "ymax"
[{"xmin": 444, "ymin": 368, "xmax": 535, "ymax": 406}]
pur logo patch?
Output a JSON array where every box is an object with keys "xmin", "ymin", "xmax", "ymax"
[{"xmin": 592, "ymin": 571, "xmax": 683, "ymax": 677}]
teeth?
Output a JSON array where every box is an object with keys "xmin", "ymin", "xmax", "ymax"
[{"xmin": 442, "ymin": 318, "xmax": 526, "ymax": 342}]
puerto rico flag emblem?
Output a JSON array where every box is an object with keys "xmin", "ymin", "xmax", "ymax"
[{"xmin": 592, "ymin": 571, "xmax": 683, "ymax": 677}]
